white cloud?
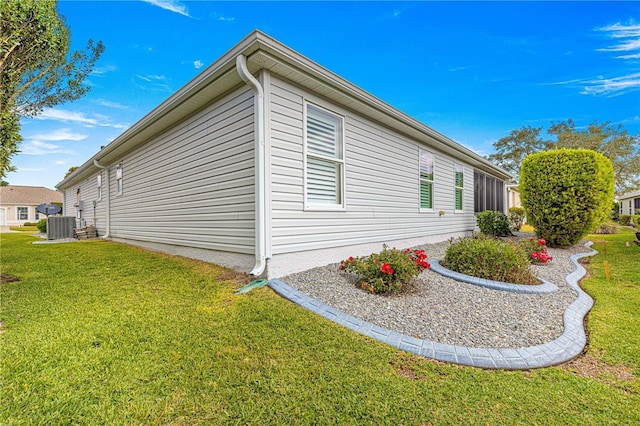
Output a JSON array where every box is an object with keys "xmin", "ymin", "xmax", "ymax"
[
  {"xmin": 580, "ymin": 73, "xmax": 640, "ymax": 96},
  {"xmin": 135, "ymin": 74, "xmax": 172, "ymax": 92},
  {"xmin": 33, "ymin": 108, "xmax": 129, "ymax": 130},
  {"xmin": 55, "ymin": 161, "xmax": 66, "ymax": 165},
  {"xmin": 91, "ymin": 65, "xmax": 118, "ymax": 76},
  {"xmin": 36, "ymin": 109, "xmax": 98, "ymax": 125},
  {"xmin": 21, "ymin": 140, "xmax": 75, "ymax": 156},
  {"xmin": 214, "ymin": 13, "xmax": 235, "ymax": 22},
  {"xmin": 193, "ymin": 60, "xmax": 204, "ymax": 69},
  {"xmin": 97, "ymin": 99, "xmax": 129, "ymax": 109},
  {"xmin": 546, "ymin": 73, "xmax": 640, "ymax": 97},
  {"xmin": 28, "ymin": 128, "xmax": 88, "ymax": 142},
  {"xmin": 596, "ymin": 22, "xmax": 640, "ymax": 59},
  {"xmin": 142, "ymin": 0, "xmax": 191, "ymax": 18}
]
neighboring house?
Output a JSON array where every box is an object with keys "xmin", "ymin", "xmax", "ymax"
[
  {"xmin": 506, "ymin": 184, "xmax": 521, "ymax": 209},
  {"xmin": 56, "ymin": 31, "xmax": 511, "ymax": 278},
  {"xmin": 619, "ymin": 189, "xmax": 640, "ymax": 216},
  {"xmin": 0, "ymin": 185, "xmax": 63, "ymax": 226}
]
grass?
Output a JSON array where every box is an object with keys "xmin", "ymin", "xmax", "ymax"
[
  {"xmin": 8, "ymin": 226, "xmax": 38, "ymax": 232},
  {"xmin": 1, "ymin": 231, "xmax": 638, "ymax": 424}
]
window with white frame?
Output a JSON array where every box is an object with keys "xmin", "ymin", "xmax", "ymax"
[
  {"xmin": 419, "ymin": 149, "xmax": 434, "ymax": 210},
  {"xmin": 34, "ymin": 207, "xmax": 40, "ymax": 221},
  {"xmin": 17, "ymin": 206, "xmax": 28, "ymax": 221},
  {"xmin": 454, "ymin": 164, "xmax": 464, "ymax": 211},
  {"xmin": 97, "ymin": 174, "xmax": 102, "ymax": 200},
  {"xmin": 304, "ymin": 104, "xmax": 344, "ymax": 208},
  {"xmin": 116, "ymin": 163, "xmax": 123, "ymax": 195}
]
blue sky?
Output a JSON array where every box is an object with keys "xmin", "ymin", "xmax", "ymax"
[{"xmin": 8, "ymin": 0, "xmax": 640, "ymax": 189}]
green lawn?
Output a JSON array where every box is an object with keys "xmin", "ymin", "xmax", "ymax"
[{"xmin": 1, "ymin": 230, "xmax": 638, "ymax": 425}]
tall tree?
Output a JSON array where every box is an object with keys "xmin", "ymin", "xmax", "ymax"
[
  {"xmin": 489, "ymin": 120, "xmax": 640, "ymax": 195},
  {"xmin": 487, "ymin": 126, "xmax": 551, "ymax": 179},
  {"xmin": 548, "ymin": 119, "xmax": 640, "ymax": 195},
  {"xmin": 0, "ymin": 0, "xmax": 104, "ymax": 178}
]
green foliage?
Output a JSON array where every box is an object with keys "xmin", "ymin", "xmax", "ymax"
[
  {"xmin": 339, "ymin": 245, "xmax": 430, "ymax": 294},
  {"xmin": 520, "ymin": 149, "xmax": 615, "ymax": 247},
  {"xmin": 1, "ymin": 233, "xmax": 639, "ymax": 424},
  {"xmin": 488, "ymin": 126, "xmax": 551, "ymax": 178},
  {"xmin": 489, "ymin": 120, "xmax": 640, "ymax": 196},
  {"xmin": 476, "ymin": 210, "xmax": 512, "ymax": 237},
  {"xmin": 549, "ymin": 119, "xmax": 640, "ymax": 195},
  {"xmin": 508, "ymin": 207, "xmax": 526, "ymax": 231},
  {"xmin": 592, "ymin": 223, "xmax": 619, "ymax": 234},
  {"xmin": 442, "ymin": 235, "xmax": 538, "ymax": 285},
  {"xmin": 618, "ymin": 215, "xmax": 633, "ymax": 226},
  {"xmin": 0, "ymin": 0, "xmax": 104, "ymax": 178},
  {"xmin": 36, "ymin": 218, "xmax": 47, "ymax": 233}
]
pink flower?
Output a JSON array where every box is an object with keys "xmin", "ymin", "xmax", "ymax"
[{"xmin": 380, "ymin": 263, "xmax": 394, "ymax": 275}]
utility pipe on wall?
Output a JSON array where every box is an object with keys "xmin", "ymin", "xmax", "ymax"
[
  {"xmin": 236, "ymin": 55, "xmax": 267, "ymax": 276},
  {"xmin": 93, "ymin": 159, "xmax": 110, "ymax": 238}
]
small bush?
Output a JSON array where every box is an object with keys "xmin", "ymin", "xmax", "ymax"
[
  {"xmin": 618, "ymin": 215, "xmax": 633, "ymax": 226},
  {"xmin": 339, "ymin": 245, "xmax": 430, "ymax": 294},
  {"xmin": 37, "ymin": 218, "xmax": 47, "ymax": 233},
  {"xmin": 593, "ymin": 223, "xmax": 619, "ymax": 234},
  {"xmin": 476, "ymin": 210, "xmax": 512, "ymax": 237},
  {"xmin": 442, "ymin": 235, "xmax": 538, "ymax": 285},
  {"xmin": 508, "ymin": 207, "xmax": 526, "ymax": 232},
  {"xmin": 517, "ymin": 237, "xmax": 553, "ymax": 264}
]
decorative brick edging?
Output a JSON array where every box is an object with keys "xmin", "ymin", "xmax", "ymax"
[
  {"xmin": 429, "ymin": 259, "xmax": 558, "ymax": 294},
  {"xmin": 268, "ymin": 241, "xmax": 597, "ymax": 370}
]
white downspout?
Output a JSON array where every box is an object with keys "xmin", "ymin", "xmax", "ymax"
[
  {"xmin": 93, "ymin": 159, "xmax": 111, "ymax": 238},
  {"xmin": 236, "ymin": 55, "xmax": 267, "ymax": 276}
]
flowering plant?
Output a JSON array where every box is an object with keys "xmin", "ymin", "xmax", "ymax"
[
  {"xmin": 339, "ymin": 244, "xmax": 431, "ymax": 294},
  {"xmin": 518, "ymin": 237, "xmax": 553, "ymax": 264}
]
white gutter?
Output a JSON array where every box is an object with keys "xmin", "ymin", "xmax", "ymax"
[
  {"xmin": 236, "ymin": 55, "xmax": 267, "ymax": 276},
  {"xmin": 93, "ymin": 159, "xmax": 110, "ymax": 238}
]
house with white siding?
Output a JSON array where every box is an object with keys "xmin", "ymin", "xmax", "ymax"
[
  {"xmin": 56, "ymin": 31, "xmax": 511, "ymax": 278},
  {"xmin": 618, "ymin": 189, "xmax": 640, "ymax": 216}
]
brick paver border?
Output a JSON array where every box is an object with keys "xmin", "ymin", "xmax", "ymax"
[{"xmin": 268, "ymin": 242, "xmax": 597, "ymax": 369}]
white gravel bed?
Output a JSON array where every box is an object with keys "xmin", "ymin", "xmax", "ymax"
[{"xmin": 280, "ymin": 235, "xmax": 592, "ymax": 349}]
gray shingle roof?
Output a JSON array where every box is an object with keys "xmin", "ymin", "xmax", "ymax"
[{"xmin": 0, "ymin": 185, "xmax": 63, "ymax": 205}]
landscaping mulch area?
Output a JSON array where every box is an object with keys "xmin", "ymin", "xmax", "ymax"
[{"xmin": 281, "ymin": 234, "xmax": 591, "ymax": 349}]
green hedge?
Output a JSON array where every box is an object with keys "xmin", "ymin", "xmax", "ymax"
[
  {"xmin": 618, "ymin": 214, "xmax": 640, "ymax": 227},
  {"xmin": 520, "ymin": 149, "xmax": 614, "ymax": 247}
]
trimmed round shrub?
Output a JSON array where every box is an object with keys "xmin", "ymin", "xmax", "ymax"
[
  {"xmin": 520, "ymin": 149, "xmax": 614, "ymax": 247},
  {"xmin": 36, "ymin": 218, "xmax": 47, "ymax": 233},
  {"xmin": 476, "ymin": 210, "xmax": 512, "ymax": 236},
  {"xmin": 442, "ymin": 235, "xmax": 538, "ymax": 285}
]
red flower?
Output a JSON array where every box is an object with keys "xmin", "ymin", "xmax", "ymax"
[
  {"xmin": 348, "ymin": 256, "xmax": 354, "ymax": 262},
  {"xmin": 538, "ymin": 238, "xmax": 546, "ymax": 246},
  {"xmin": 380, "ymin": 263, "xmax": 394, "ymax": 275}
]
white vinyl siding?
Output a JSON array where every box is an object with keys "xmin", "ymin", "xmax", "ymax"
[
  {"xmin": 419, "ymin": 149, "xmax": 434, "ymax": 210},
  {"xmin": 454, "ymin": 164, "xmax": 464, "ymax": 212},
  {"xmin": 304, "ymin": 103, "xmax": 345, "ymax": 209},
  {"xmin": 107, "ymin": 86, "xmax": 256, "ymax": 254},
  {"xmin": 269, "ymin": 76, "xmax": 478, "ymax": 255}
]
